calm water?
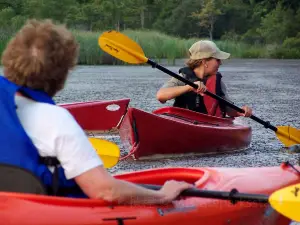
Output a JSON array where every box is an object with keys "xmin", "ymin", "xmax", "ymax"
[
  {"xmin": 1, "ymin": 59, "xmax": 300, "ymax": 171},
  {"xmin": 1, "ymin": 59, "xmax": 299, "ymax": 224}
]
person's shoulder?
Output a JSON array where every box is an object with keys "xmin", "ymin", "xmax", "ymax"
[
  {"xmin": 220, "ymin": 79, "xmax": 227, "ymax": 88},
  {"xmin": 178, "ymin": 67, "xmax": 190, "ymax": 77},
  {"xmin": 179, "ymin": 72, "xmax": 187, "ymax": 78},
  {"xmin": 41, "ymin": 104, "xmax": 78, "ymax": 128},
  {"xmin": 35, "ymin": 102, "xmax": 72, "ymax": 118},
  {"xmin": 216, "ymin": 71, "xmax": 223, "ymax": 77},
  {"xmin": 15, "ymin": 98, "xmax": 84, "ymax": 148},
  {"xmin": 25, "ymin": 101, "xmax": 79, "ymax": 131},
  {"xmin": 38, "ymin": 103, "xmax": 86, "ymax": 140}
]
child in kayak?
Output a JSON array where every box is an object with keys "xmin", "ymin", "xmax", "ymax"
[
  {"xmin": 156, "ymin": 40, "xmax": 252, "ymax": 118},
  {"xmin": 0, "ymin": 19, "xmax": 192, "ymax": 204}
]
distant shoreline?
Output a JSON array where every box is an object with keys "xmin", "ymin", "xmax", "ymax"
[{"xmin": 1, "ymin": 29, "xmax": 299, "ymax": 66}]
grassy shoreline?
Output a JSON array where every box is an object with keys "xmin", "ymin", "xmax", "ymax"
[{"xmin": 1, "ymin": 29, "xmax": 299, "ymax": 65}]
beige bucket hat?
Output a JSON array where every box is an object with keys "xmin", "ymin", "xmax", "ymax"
[{"xmin": 189, "ymin": 40, "xmax": 230, "ymax": 60}]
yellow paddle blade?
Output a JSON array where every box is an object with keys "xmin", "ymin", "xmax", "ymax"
[
  {"xmin": 98, "ymin": 30, "xmax": 148, "ymax": 64},
  {"xmin": 88, "ymin": 137, "xmax": 120, "ymax": 168},
  {"xmin": 276, "ymin": 126, "xmax": 300, "ymax": 147},
  {"xmin": 269, "ymin": 183, "xmax": 300, "ymax": 222}
]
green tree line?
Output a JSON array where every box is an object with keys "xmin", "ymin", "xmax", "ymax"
[{"xmin": 0, "ymin": 0, "xmax": 300, "ymax": 62}]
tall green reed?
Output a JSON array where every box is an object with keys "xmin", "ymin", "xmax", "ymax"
[{"xmin": 2, "ymin": 29, "xmax": 297, "ymax": 66}]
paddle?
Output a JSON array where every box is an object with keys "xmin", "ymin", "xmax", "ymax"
[
  {"xmin": 140, "ymin": 183, "xmax": 300, "ymax": 222},
  {"xmin": 98, "ymin": 30, "xmax": 300, "ymax": 147},
  {"xmin": 88, "ymin": 137, "xmax": 120, "ymax": 168}
]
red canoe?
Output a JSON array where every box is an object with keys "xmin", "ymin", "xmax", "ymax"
[
  {"xmin": 119, "ymin": 106, "xmax": 252, "ymax": 159},
  {"xmin": 60, "ymin": 98, "xmax": 130, "ymax": 133},
  {"xmin": 0, "ymin": 163, "xmax": 299, "ymax": 225}
]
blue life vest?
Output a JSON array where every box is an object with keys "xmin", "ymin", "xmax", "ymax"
[{"xmin": 0, "ymin": 76, "xmax": 85, "ymax": 197}]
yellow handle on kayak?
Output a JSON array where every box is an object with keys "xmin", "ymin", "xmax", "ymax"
[{"xmin": 88, "ymin": 137, "xmax": 120, "ymax": 168}]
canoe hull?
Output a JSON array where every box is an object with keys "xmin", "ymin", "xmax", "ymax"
[
  {"xmin": 0, "ymin": 164, "xmax": 299, "ymax": 225},
  {"xmin": 119, "ymin": 107, "xmax": 252, "ymax": 159},
  {"xmin": 60, "ymin": 98, "xmax": 130, "ymax": 133}
]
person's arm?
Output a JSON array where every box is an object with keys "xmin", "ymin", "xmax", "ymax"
[
  {"xmin": 75, "ymin": 166, "xmax": 192, "ymax": 205},
  {"xmin": 156, "ymin": 85, "xmax": 192, "ymax": 103},
  {"xmin": 55, "ymin": 108, "xmax": 192, "ymax": 205},
  {"xmin": 156, "ymin": 74, "xmax": 191, "ymax": 103},
  {"xmin": 156, "ymin": 74, "xmax": 207, "ymax": 103},
  {"xmin": 221, "ymin": 81, "xmax": 252, "ymax": 117}
]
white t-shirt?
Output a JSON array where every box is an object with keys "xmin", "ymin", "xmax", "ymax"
[{"xmin": 15, "ymin": 95, "xmax": 103, "ymax": 179}]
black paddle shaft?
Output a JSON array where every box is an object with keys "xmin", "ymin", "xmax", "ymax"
[
  {"xmin": 140, "ymin": 184, "xmax": 269, "ymax": 204},
  {"xmin": 147, "ymin": 59, "xmax": 277, "ymax": 132}
]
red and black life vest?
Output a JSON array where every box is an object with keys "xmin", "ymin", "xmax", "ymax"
[{"xmin": 173, "ymin": 67, "xmax": 226, "ymax": 117}]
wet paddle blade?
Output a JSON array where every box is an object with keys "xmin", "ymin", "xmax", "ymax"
[
  {"xmin": 276, "ymin": 126, "xmax": 300, "ymax": 147},
  {"xmin": 98, "ymin": 30, "xmax": 148, "ymax": 64},
  {"xmin": 269, "ymin": 183, "xmax": 300, "ymax": 222},
  {"xmin": 88, "ymin": 137, "xmax": 120, "ymax": 168}
]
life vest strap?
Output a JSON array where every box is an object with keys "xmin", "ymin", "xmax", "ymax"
[
  {"xmin": 39, "ymin": 157, "xmax": 60, "ymax": 195},
  {"xmin": 39, "ymin": 157, "xmax": 84, "ymax": 196},
  {"xmin": 39, "ymin": 157, "xmax": 60, "ymax": 166}
]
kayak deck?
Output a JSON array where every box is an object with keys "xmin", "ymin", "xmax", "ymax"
[
  {"xmin": 119, "ymin": 106, "xmax": 252, "ymax": 159},
  {"xmin": 0, "ymin": 164, "xmax": 298, "ymax": 225},
  {"xmin": 60, "ymin": 98, "xmax": 130, "ymax": 134}
]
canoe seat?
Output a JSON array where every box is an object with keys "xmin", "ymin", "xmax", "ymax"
[{"xmin": 0, "ymin": 163, "xmax": 47, "ymax": 195}]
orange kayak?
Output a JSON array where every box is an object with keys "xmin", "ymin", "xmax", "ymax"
[
  {"xmin": 1, "ymin": 163, "xmax": 299, "ymax": 225},
  {"xmin": 59, "ymin": 98, "xmax": 130, "ymax": 133}
]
